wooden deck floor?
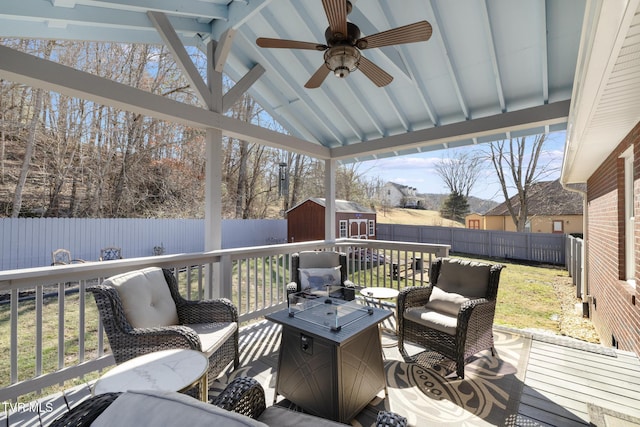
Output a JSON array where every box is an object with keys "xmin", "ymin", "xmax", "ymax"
[
  {"xmin": 517, "ymin": 334, "xmax": 640, "ymax": 426},
  {"xmin": 2, "ymin": 323, "xmax": 640, "ymax": 426}
]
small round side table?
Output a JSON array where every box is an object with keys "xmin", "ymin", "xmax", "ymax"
[
  {"xmin": 360, "ymin": 287, "xmax": 400, "ymax": 347},
  {"xmin": 93, "ymin": 349, "xmax": 209, "ymax": 402}
]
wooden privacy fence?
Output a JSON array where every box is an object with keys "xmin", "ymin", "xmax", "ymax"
[
  {"xmin": 377, "ymin": 224, "xmax": 567, "ymax": 265},
  {"xmin": 0, "ymin": 218, "xmax": 287, "ymax": 270},
  {"xmin": 566, "ymin": 235, "xmax": 584, "ymax": 296}
]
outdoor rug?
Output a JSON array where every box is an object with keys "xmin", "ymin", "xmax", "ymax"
[{"xmin": 210, "ymin": 321, "xmax": 531, "ymax": 427}]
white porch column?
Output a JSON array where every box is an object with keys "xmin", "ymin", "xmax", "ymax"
[
  {"xmin": 324, "ymin": 158, "xmax": 336, "ymax": 241},
  {"xmin": 205, "ymin": 42, "xmax": 225, "ymax": 299}
]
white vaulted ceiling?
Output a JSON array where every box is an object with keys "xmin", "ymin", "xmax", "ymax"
[{"xmin": 0, "ymin": 0, "xmax": 587, "ymax": 163}]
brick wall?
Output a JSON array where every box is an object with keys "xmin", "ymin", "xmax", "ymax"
[{"xmin": 587, "ymin": 121, "xmax": 640, "ymax": 355}]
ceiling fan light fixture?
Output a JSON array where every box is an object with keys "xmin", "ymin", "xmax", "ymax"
[{"xmin": 324, "ymin": 45, "xmax": 361, "ymax": 78}]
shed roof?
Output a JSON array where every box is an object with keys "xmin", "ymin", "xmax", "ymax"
[{"xmin": 287, "ymin": 197, "xmax": 375, "ymax": 214}]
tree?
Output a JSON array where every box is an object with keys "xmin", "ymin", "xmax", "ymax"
[
  {"xmin": 12, "ymin": 40, "xmax": 54, "ymax": 217},
  {"xmin": 487, "ymin": 134, "xmax": 553, "ymax": 232},
  {"xmin": 440, "ymin": 191, "xmax": 469, "ymax": 222},
  {"xmin": 434, "ymin": 150, "xmax": 482, "ymax": 197},
  {"xmin": 434, "ymin": 149, "xmax": 481, "ymax": 223}
]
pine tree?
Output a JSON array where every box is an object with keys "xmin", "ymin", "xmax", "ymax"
[{"xmin": 440, "ymin": 192, "xmax": 469, "ymax": 223}]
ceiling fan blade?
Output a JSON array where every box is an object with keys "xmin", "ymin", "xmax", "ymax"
[
  {"xmin": 322, "ymin": 0, "xmax": 348, "ymax": 38},
  {"xmin": 256, "ymin": 38, "xmax": 327, "ymax": 51},
  {"xmin": 358, "ymin": 56, "xmax": 393, "ymax": 87},
  {"xmin": 357, "ymin": 21, "xmax": 432, "ymax": 49},
  {"xmin": 305, "ymin": 65, "xmax": 331, "ymax": 88}
]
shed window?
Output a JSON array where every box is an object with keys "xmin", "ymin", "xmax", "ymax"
[
  {"xmin": 368, "ymin": 220, "xmax": 375, "ymax": 236},
  {"xmin": 339, "ymin": 220, "xmax": 348, "ymax": 238}
]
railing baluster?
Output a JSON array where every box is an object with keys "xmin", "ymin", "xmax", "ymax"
[
  {"xmin": 10, "ymin": 288, "xmax": 18, "ymax": 386},
  {"xmin": 98, "ymin": 313, "xmax": 104, "ymax": 357},
  {"xmin": 58, "ymin": 281, "xmax": 65, "ymax": 374},
  {"xmin": 79, "ymin": 280, "xmax": 85, "ymax": 363},
  {"xmin": 245, "ymin": 258, "xmax": 251, "ymax": 313},
  {"xmin": 36, "ymin": 285, "xmax": 43, "ymax": 377},
  {"xmin": 254, "ymin": 256, "xmax": 259, "ymax": 312},
  {"xmin": 186, "ymin": 265, "xmax": 192, "ymax": 300},
  {"xmin": 262, "ymin": 256, "xmax": 267, "ymax": 308}
]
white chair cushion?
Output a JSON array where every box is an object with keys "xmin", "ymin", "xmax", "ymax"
[
  {"xmin": 91, "ymin": 389, "xmax": 267, "ymax": 427},
  {"xmin": 189, "ymin": 322, "xmax": 238, "ymax": 357},
  {"xmin": 404, "ymin": 307, "xmax": 457, "ymax": 335},
  {"xmin": 104, "ymin": 267, "xmax": 179, "ymax": 328},
  {"xmin": 299, "ymin": 266, "xmax": 341, "ymax": 292},
  {"xmin": 424, "ymin": 286, "xmax": 469, "ymax": 317}
]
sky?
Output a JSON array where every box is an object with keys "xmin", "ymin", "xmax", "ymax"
[{"xmin": 356, "ymin": 131, "xmax": 567, "ymax": 202}]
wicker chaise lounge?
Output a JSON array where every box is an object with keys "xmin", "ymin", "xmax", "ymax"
[
  {"xmin": 50, "ymin": 377, "xmax": 408, "ymax": 426},
  {"xmin": 397, "ymin": 257, "xmax": 504, "ymax": 379},
  {"xmin": 88, "ymin": 267, "xmax": 239, "ymax": 390}
]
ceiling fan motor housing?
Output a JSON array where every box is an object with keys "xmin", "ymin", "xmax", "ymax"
[
  {"xmin": 324, "ymin": 21, "xmax": 362, "ymax": 46},
  {"xmin": 324, "ymin": 22, "xmax": 363, "ymax": 78}
]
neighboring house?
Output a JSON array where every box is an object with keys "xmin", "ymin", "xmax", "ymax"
[
  {"xmin": 286, "ymin": 198, "xmax": 376, "ymax": 243},
  {"xmin": 380, "ymin": 182, "xmax": 425, "ymax": 208},
  {"xmin": 464, "ymin": 180, "xmax": 584, "ymax": 234}
]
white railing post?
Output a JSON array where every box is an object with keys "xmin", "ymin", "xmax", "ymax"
[{"xmin": 220, "ymin": 255, "xmax": 233, "ymax": 300}]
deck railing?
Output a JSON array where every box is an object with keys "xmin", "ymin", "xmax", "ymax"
[{"xmin": 0, "ymin": 238, "xmax": 449, "ymax": 402}]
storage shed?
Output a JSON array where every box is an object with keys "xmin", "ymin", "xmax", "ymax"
[{"xmin": 286, "ymin": 198, "xmax": 376, "ymax": 243}]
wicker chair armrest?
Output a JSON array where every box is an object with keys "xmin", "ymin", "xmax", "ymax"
[
  {"xmin": 211, "ymin": 377, "xmax": 267, "ymax": 419},
  {"xmin": 176, "ymin": 298, "xmax": 238, "ymax": 325},
  {"xmin": 127, "ymin": 325, "xmax": 201, "ymax": 350},
  {"xmin": 49, "ymin": 392, "xmax": 121, "ymax": 427},
  {"xmin": 397, "ymin": 286, "xmax": 433, "ymax": 311},
  {"xmin": 456, "ymin": 298, "xmax": 496, "ymax": 343},
  {"xmin": 458, "ymin": 297, "xmax": 492, "ymax": 322},
  {"xmin": 376, "ymin": 410, "xmax": 408, "ymax": 427}
]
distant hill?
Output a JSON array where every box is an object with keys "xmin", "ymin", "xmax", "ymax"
[{"xmin": 418, "ymin": 194, "xmax": 499, "ymax": 214}]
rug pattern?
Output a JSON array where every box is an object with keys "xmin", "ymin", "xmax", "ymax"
[{"xmin": 210, "ymin": 323, "xmax": 529, "ymax": 427}]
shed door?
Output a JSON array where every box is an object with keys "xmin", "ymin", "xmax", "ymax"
[{"xmin": 349, "ymin": 219, "xmax": 368, "ymax": 239}]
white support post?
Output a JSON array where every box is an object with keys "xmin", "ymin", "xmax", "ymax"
[
  {"xmin": 325, "ymin": 158, "xmax": 336, "ymax": 242},
  {"xmin": 205, "ymin": 41, "xmax": 224, "ymax": 299}
]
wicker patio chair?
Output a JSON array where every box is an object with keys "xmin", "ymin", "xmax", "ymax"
[
  {"xmin": 287, "ymin": 251, "xmax": 356, "ymax": 302},
  {"xmin": 50, "ymin": 377, "xmax": 407, "ymax": 427},
  {"xmin": 51, "ymin": 248, "xmax": 86, "ymax": 265},
  {"xmin": 397, "ymin": 257, "xmax": 504, "ymax": 379},
  {"xmin": 88, "ymin": 267, "xmax": 239, "ymax": 387},
  {"xmin": 99, "ymin": 246, "xmax": 122, "ymax": 261}
]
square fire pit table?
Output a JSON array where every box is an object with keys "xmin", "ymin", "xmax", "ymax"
[{"xmin": 265, "ymin": 295, "xmax": 391, "ymax": 423}]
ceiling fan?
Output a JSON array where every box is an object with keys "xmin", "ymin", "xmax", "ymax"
[{"xmin": 256, "ymin": 0, "xmax": 432, "ymax": 88}]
